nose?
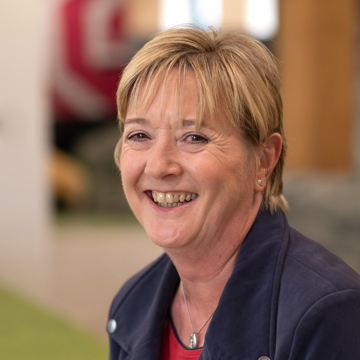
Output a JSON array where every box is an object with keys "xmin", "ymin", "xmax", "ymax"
[{"xmin": 144, "ymin": 138, "xmax": 183, "ymax": 179}]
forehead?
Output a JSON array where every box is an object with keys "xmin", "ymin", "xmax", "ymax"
[{"xmin": 126, "ymin": 69, "xmax": 201, "ymax": 124}]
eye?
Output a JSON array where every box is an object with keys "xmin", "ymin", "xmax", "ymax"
[
  {"xmin": 127, "ymin": 132, "xmax": 149, "ymax": 141},
  {"xmin": 184, "ymin": 134, "xmax": 208, "ymax": 143}
]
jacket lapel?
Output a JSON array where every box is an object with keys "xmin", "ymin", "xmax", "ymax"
[
  {"xmin": 200, "ymin": 210, "xmax": 289, "ymax": 360},
  {"xmin": 110, "ymin": 256, "xmax": 179, "ymax": 359},
  {"xmin": 110, "ymin": 210, "xmax": 289, "ymax": 360}
]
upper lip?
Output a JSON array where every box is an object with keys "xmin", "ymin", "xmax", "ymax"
[{"xmin": 146, "ymin": 189, "xmax": 197, "ymax": 194}]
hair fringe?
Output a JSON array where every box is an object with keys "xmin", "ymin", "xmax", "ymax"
[{"xmin": 115, "ymin": 26, "xmax": 288, "ymax": 213}]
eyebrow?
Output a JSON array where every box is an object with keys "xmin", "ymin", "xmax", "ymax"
[
  {"xmin": 124, "ymin": 118, "xmax": 210, "ymax": 129},
  {"xmin": 182, "ymin": 119, "xmax": 212, "ymax": 130},
  {"xmin": 124, "ymin": 118, "xmax": 148, "ymax": 126},
  {"xmin": 182, "ymin": 119, "xmax": 196, "ymax": 127}
]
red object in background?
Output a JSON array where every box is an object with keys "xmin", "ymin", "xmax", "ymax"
[{"xmin": 51, "ymin": 0, "xmax": 127, "ymax": 121}]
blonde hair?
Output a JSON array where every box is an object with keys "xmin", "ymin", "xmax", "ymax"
[{"xmin": 115, "ymin": 26, "xmax": 288, "ymax": 213}]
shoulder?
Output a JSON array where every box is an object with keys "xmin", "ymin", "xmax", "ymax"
[
  {"xmin": 284, "ymin": 228, "xmax": 360, "ymax": 293},
  {"xmin": 290, "ymin": 289, "xmax": 360, "ymax": 358},
  {"xmin": 109, "ymin": 252, "xmax": 172, "ymax": 318},
  {"xmin": 276, "ymin": 228, "xmax": 360, "ymax": 358},
  {"xmin": 280, "ymin": 227, "xmax": 360, "ymax": 316}
]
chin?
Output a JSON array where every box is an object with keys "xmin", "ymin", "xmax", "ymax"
[{"xmin": 146, "ymin": 227, "xmax": 187, "ymax": 250}]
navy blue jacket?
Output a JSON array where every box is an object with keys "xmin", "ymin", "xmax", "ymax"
[{"xmin": 107, "ymin": 210, "xmax": 360, "ymax": 359}]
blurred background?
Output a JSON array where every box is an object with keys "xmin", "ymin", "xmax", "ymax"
[{"xmin": 0, "ymin": 0, "xmax": 359, "ymax": 358}]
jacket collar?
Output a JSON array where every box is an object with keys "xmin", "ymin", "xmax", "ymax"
[
  {"xmin": 110, "ymin": 210, "xmax": 289, "ymax": 359},
  {"xmin": 201, "ymin": 210, "xmax": 289, "ymax": 359}
]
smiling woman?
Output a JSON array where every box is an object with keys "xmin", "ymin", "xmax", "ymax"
[
  {"xmin": 120, "ymin": 71, "xmax": 260, "ymax": 250},
  {"xmin": 108, "ymin": 27, "xmax": 360, "ymax": 360}
]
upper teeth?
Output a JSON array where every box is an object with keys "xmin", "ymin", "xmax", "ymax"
[{"xmin": 152, "ymin": 192, "xmax": 197, "ymax": 204}]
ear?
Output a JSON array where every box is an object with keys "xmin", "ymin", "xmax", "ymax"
[{"xmin": 255, "ymin": 133, "xmax": 282, "ymax": 191}]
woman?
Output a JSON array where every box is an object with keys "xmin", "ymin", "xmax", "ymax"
[{"xmin": 107, "ymin": 27, "xmax": 360, "ymax": 359}]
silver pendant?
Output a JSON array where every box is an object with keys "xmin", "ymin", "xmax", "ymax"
[{"xmin": 189, "ymin": 333, "xmax": 197, "ymax": 349}]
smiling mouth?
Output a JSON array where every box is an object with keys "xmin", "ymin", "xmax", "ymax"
[{"xmin": 149, "ymin": 191, "xmax": 198, "ymax": 208}]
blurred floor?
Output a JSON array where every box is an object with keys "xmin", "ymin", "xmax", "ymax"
[
  {"xmin": 0, "ymin": 174, "xmax": 359, "ymax": 342},
  {"xmin": 48, "ymin": 224, "xmax": 163, "ymax": 340},
  {"xmin": 0, "ymin": 221, "xmax": 163, "ymax": 340}
]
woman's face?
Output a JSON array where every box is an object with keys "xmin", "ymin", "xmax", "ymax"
[{"xmin": 120, "ymin": 71, "xmax": 259, "ymax": 251}]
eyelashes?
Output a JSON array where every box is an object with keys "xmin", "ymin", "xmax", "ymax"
[
  {"xmin": 127, "ymin": 132, "xmax": 149, "ymax": 141},
  {"xmin": 184, "ymin": 134, "xmax": 208, "ymax": 144},
  {"xmin": 126, "ymin": 132, "xmax": 208, "ymax": 144}
]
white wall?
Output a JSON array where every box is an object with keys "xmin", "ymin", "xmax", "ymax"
[
  {"xmin": 356, "ymin": 15, "xmax": 360, "ymax": 179},
  {"xmin": 0, "ymin": 0, "xmax": 51, "ymax": 290}
]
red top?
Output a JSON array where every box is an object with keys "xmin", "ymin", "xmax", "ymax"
[{"xmin": 159, "ymin": 320, "xmax": 202, "ymax": 360}]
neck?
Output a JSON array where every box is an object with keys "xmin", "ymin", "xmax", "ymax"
[
  {"xmin": 170, "ymin": 254, "xmax": 236, "ymax": 348},
  {"xmin": 168, "ymin": 204, "xmax": 260, "ymax": 347},
  {"xmin": 168, "ymin": 202, "xmax": 259, "ymax": 289}
]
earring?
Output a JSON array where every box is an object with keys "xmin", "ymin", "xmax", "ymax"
[{"xmin": 257, "ymin": 179, "xmax": 263, "ymax": 187}]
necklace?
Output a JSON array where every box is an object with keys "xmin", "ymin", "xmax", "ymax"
[{"xmin": 181, "ymin": 282, "xmax": 215, "ymax": 349}]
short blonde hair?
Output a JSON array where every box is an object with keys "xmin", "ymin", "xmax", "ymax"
[{"xmin": 115, "ymin": 26, "xmax": 288, "ymax": 213}]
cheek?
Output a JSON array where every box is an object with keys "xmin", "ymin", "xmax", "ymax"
[
  {"xmin": 120, "ymin": 150, "xmax": 144, "ymax": 193},
  {"xmin": 223, "ymin": 156, "xmax": 255, "ymax": 195}
]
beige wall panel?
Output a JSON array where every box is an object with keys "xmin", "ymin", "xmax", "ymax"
[
  {"xmin": 279, "ymin": 0, "xmax": 356, "ymax": 170},
  {"xmin": 127, "ymin": 0, "xmax": 159, "ymax": 38},
  {"xmin": 222, "ymin": 0, "xmax": 245, "ymax": 31},
  {"xmin": 0, "ymin": 0, "xmax": 51, "ymax": 294}
]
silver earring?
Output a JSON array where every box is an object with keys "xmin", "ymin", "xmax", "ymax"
[{"xmin": 257, "ymin": 179, "xmax": 263, "ymax": 187}]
